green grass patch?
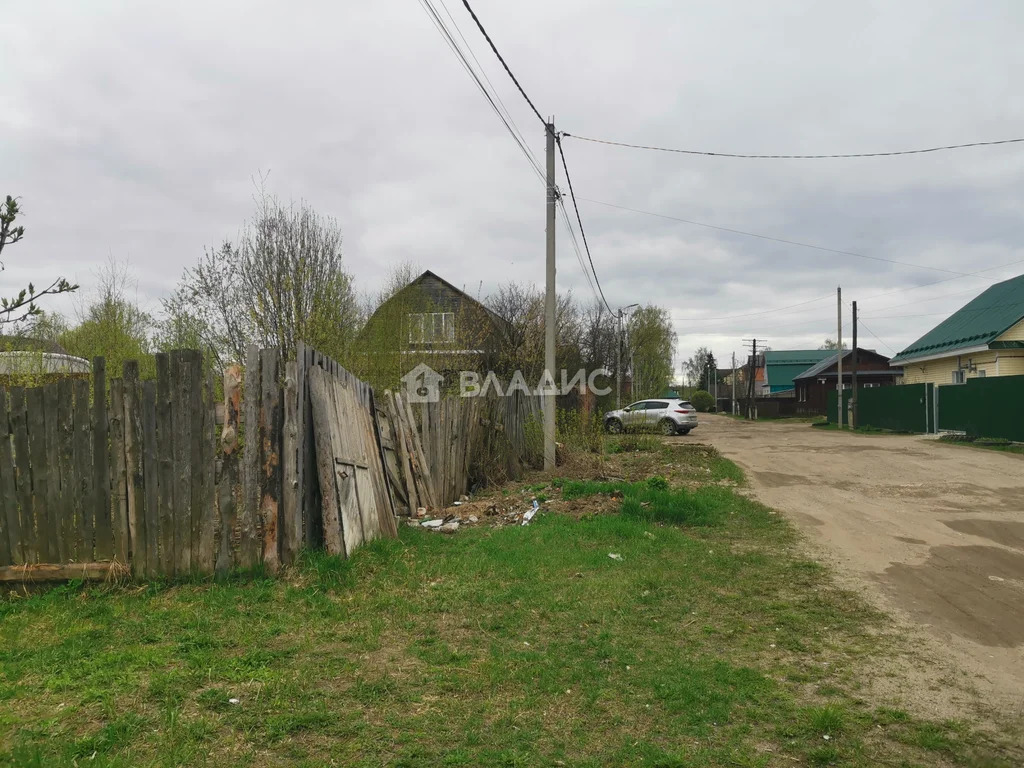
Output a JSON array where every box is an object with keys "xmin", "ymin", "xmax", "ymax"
[
  {"xmin": 938, "ymin": 434, "xmax": 1024, "ymax": 455},
  {"xmin": 605, "ymin": 434, "xmax": 663, "ymax": 454},
  {"xmin": 0, "ymin": 473, "xmax": 1016, "ymax": 765}
]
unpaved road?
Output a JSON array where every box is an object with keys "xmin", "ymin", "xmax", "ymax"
[{"xmin": 695, "ymin": 415, "xmax": 1024, "ymax": 719}]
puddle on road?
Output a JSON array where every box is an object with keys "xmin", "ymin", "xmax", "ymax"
[
  {"xmin": 944, "ymin": 519, "xmax": 1024, "ymax": 550},
  {"xmin": 882, "ymin": 544, "xmax": 1024, "ymax": 648}
]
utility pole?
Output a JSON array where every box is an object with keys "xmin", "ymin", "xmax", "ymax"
[
  {"xmin": 731, "ymin": 351, "xmax": 736, "ymax": 415},
  {"xmin": 544, "ymin": 120, "xmax": 557, "ymax": 471},
  {"xmin": 748, "ymin": 339, "xmax": 757, "ymax": 419},
  {"xmin": 851, "ymin": 300, "xmax": 858, "ymax": 428},
  {"xmin": 836, "ymin": 286, "xmax": 843, "ymax": 429}
]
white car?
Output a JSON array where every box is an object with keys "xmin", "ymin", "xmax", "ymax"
[{"xmin": 604, "ymin": 399, "xmax": 698, "ymax": 436}]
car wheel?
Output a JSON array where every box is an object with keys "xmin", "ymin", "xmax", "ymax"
[
  {"xmin": 659, "ymin": 419, "xmax": 677, "ymax": 436},
  {"xmin": 605, "ymin": 418, "xmax": 623, "ymax": 434}
]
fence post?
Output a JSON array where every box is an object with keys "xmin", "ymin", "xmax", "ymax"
[
  {"xmin": 188, "ymin": 350, "xmax": 204, "ymax": 571},
  {"xmin": 0, "ymin": 389, "xmax": 15, "ymax": 566},
  {"xmin": 239, "ymin": 345, "xmax": 261, "ymax": 569},
  {"xmin": 92, "ymin": 358, "xmax": 112, "ymax": 561},
  {"xmin": 123, "ymin": 361, "xmax": 147, "ymax": 576},
  {"xmin": 155, "ymin": 354, "xmax": 175, "ymax": 574},
  {"xmin": 72, "ymin": 379, "xmax": 93, "ymax": 562},
  {"xmin": 282, "ymin": 360, "xmax": 300, "ymax": 565},
  {"xmin": 109, "ymin": 379, "xmax": 129, "ymax": 564},
  {"xmin": 196, "ymin": 364, "xmax": 217, "ymax": 575},
  {"xmin": 259, "ymin": 348, "xmax": 282, "ymax": 572},
  {"xmin": 172, "ymin": 351, "xmax": 193, "ymax": 575},
  {"xmin": 216, "ymin": 365, "xmax": 242, "ymax": 576}
]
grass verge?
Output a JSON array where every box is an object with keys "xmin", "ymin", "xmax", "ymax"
[{"xmin": 0, "ymin": 453, "xmax": 1016, "ymax": 767}]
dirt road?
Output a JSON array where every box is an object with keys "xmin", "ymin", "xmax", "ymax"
[{"xmin": 695, "ymin": 415, "xmax": 1024, "ymax": 719}]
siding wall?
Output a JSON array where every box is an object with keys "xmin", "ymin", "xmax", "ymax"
[
  {"xmin": 998, "ymin": 317, "xmax": 1024, "ymax": 342},
  {"xmin": 899, "ymin": 351, "xmax": 1024, "ymax": 384}
]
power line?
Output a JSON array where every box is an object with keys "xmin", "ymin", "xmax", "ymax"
[
  {"xmin": 458, "ymin": 0, "xmax": 546, "ymax": 126},
  {"xmin": 418, "ymin": 0, "xmax": 544, "ymax": 184},
  {"xmin": 582, "ymin": 198, "xmax": 993, "ymax": 279},
  {"xmin": 685, "ymin": 294, "xmax": 834, "ymax": 323},
  {"xmin": 556, "ymin": 136, "xmax": 612, "ymax": 314},
  {"xmin": 563, "ymin": 132, "xmax": 1024, "ymax": 160},
  {"xmin": 855, "ymin": 316, "xmax": 898, "ymax": 356}
]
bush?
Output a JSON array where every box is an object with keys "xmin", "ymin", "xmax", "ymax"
[{"xmin": 691, "ymin": 390, "xmax": 714, "ymax": 412}]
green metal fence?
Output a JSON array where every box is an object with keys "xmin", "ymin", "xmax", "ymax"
[
  {"xmin": 827, "ymin": 383, "xmax": 935, "ymax": 433},
  {"xmin": 937, "ymin": 374, "xmax": 1024, "ymax": 442}
]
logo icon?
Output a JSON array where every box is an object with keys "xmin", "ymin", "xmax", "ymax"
[{"xmin": 401, "ymin": 363, "xmax": 444, "ymax": 403}]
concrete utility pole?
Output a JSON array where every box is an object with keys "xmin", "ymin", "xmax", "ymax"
[
  {"xmin": 544, "ymin": 120, "xmax": 557, "ymax": 471},
  {"xmin": 731, "ymin": 351, "xmax": 736, "ymax": 414},
  {"xmin": 836, "ymin": 286, "xmax": 843, "ymax": 428},
  {"xmin": 851, "ymin": 300, "xmax": 858, "ymax": 428}
]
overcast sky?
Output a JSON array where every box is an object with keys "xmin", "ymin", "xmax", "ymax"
[{"xmin": 4, "ymin": 0, "xmax": 1023, "ymax": 374}]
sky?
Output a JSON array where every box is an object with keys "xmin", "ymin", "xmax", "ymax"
[{"xmin": 3, "ymin": 0, "xmax": 1024, "ymax": 377}]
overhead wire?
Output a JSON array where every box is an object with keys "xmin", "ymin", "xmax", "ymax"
[
  {"xmin": 562, "ymin": 133, "xmax": 1024, "ymax": 160},
  {"xmin": 418, "ymin": 0, "xmax": 544, "ymax": 184},
  {"xmin": 581, "ymin": 198, "xmax": 995, "ymax": 279},
  {"xmin": 556, "ymin": 135, "xmax": 612, "ymax": 314}
]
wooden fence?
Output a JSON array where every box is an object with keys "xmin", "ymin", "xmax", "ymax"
[{"xmin": 0, "ymin": 345, "xmax": 545, "ymax": 580}]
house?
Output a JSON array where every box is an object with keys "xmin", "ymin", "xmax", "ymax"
[
  {"xmin": 756, "ymin": 349, "xmax": 837, "ymax": 396},
  {"xmin": 355, "ymin": 270, "xmax": 508, "ymax": 388},
  {"xmin": 890, "ymin": 272, "xmax": 1024, "ymax": 385},
  {"xmin": 793, "ymin": 348, "xmax": 901, "ymax": 413}
]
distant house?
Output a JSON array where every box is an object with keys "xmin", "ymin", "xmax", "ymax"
[
  {"xmin": 756, "ymin": 349, "xmax": 836, "ymax": 396},
  {"xmin": 356, "ymin": 270, "xmax": 508, "ymax": 385},
  {"xmin": 0, "ymin": 336, "xmax": 89, "ymax": 386},
  {"xmin": 890, "ymin": 273, "xmax": 1024, "ymax": 385},
  {"xmin": 793, "ymin": 348, "xmax": 901, "ymax": 413}
]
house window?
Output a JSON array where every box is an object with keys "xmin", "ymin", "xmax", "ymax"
[
  {"xmin": 977, "ymin": 369, "xmax": 986, "ymax": 378},
  {"xmin": 408, "ymin": 312, "xmax": 455, "ymax": 345},
  {"xmin": 951, "ymin": 369, "xmax": 965, "ymax": 384}
]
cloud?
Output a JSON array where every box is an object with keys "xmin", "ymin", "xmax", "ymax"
[{"xmin": 2, "ymin": 0, "xmax": 1022, "ymax": 373}]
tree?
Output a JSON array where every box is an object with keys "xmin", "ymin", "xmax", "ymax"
[
  {"xmin": 60, "ymin": 258, "xmax": 156, "ymax": 379},
  {"xmin": 1, "ymin": 195, "xmax": 78, "ymax": 326},
  {"xmin": 164, "ymin": 190, "xmax": 360, "ymax": 366},
  {"xmin": 683, "ymin": 347, "xmax": 713, "ymax": 389},
  {"xmin": 819, "ymin": 338, "xmax": 848, "ymax": 350},
  {"xmin": 626, "ymin": 305, "xmax": 676, "ymax": 399}
]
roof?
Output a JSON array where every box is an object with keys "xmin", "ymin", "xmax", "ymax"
[
  {"xmin": 890, "ymin": 272, "xmax": 1024, "ymax": 363},
  {"xmin": 0, "ymin": 335, "xmax": 68, "ymax": 355},
  {"xmin": 762, "ymin": 349, "xmax": 837, "ymax": 390},
  {"xmin": 377, "ymin": 270, "xmax": 506, "ymax": 328},
  {"xmin": 792, "ymin": 348, "xmax": 894, "ymax": 381}
]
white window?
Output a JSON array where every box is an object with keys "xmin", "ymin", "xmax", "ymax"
[
  {"xmin": 951, "ymin": 369, "xmax": 965, "ymax": 384},
  {"xmin": 408, "ymin": 312, "xmax": 455, "ymax": 345},
  {"xmin": 977, "ymin": 369, "xmax": 986, "ymax": 378}
]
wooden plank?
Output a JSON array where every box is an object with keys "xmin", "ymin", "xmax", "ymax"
[
  {"xmin": 303, "ymin": 346, "xmax": 321, "ymax": 549},
  {"xmin": 259, "ymin": 348, "xmax": 281, "ymax": 572},
  {"xmin": 295, "ymin": 343, "xmax": 309, "ymax": 549},
  {"xmin": 155, "ymin": 353, "xmax": 174, "ymax": 575},
  {"xmin": 282, "ymin": 360, "xmax": 300, "ymax": 566},
  {"xmin": 0, "ymin": 562, "xmax": 128, "ymax": 583},
  {"xmin": 330, "ymin": 375, "xmax": 365, "ymax": 555},
  {"xmin": 91, "ymin": 358, "xmax": 112, "ymax": 561},
  {"xmin": 188, "ymin": 350, "xmax": 204, "ymax": 570},
  {"xmin": 369, "ymin": 388, "xmax": 399, "ymax": 530},
  {"xmin": 54, "ymin": 379, "xmax": 75, "ymax": 561},
  {"xmin": 0, "ymin": 388, "xmax": 15, "ymax": 566},
  {"xmin": 215, "ymin": 365, "xmax": 242, "ymax": 576},
  {"xmin": 308, "ymin": 367, "xmax": 344, "ymax": 556},
  {"xmin": 42, "ymin": 383, "xmax": 62, "ymax": 562},
  {"xmin": 9, "ymin": 388, "xmax": 32, "ymax": 564},
  {"xmin": 239, "ymin": 345, "xmax": 260, "ymax": 569},
  {"xmin": 122, "ymin": 361, "xmax": 146, "ymax": 576},
  {"xmin": 72, "ymin": 379, "xmax": 93, "ymax": 562},
  {"xmin": 196, "ymin": 364, "xmax": 217, "ymax": 575},
  {"xmin": 172, "ymin": 351, "xmax": 193, "ymax": 575},
  {"xmin": 141, "ymin": 381, "xmax": 160, "ymax": 577},
  {"xmin": 109, "ymin": 379, "xmax": 129, "ymax": 564},
  {"xmin": 26, "ymin": 388, "xmax": 48, "ymax": 562}
]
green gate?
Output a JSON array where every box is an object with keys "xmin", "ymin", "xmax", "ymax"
[
  {"xmin": 937, "ymin": 375, "xmax": 1024, "ymax": 442},
  {"xmin": 828, "ymin": 383, "xmax": 935, "ymax": 433}
]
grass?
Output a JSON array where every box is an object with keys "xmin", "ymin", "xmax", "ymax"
[
  {"xmin": 0, "ymin": 452, "xmax": 1017, "ymax": 766},
  {"xmin": 937, "ymin": 434, "xmax": 1024, "ymax": 456}
]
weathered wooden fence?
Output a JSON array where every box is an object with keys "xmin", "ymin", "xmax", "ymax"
[{"xmin": 0, "ymin": 344, "xmax": 545, "ymax": 580}]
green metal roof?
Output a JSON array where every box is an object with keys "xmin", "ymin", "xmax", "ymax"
[
  {"xmin": 890, "ymin": 273, "xmax": 1024, "ymax": 363},
  {"xmin": 763, "ymin": 349, "xmax": 836, "ymax": 391}
]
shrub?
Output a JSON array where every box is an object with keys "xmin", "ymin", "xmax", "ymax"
[{"xmin": 691, "ymin": 390, "xmax": 714, "ymax": 412}]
